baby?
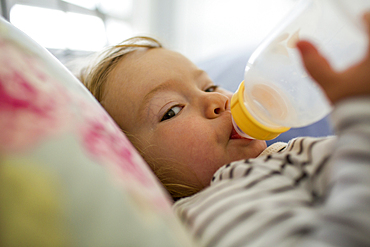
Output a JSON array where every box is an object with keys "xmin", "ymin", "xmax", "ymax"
[
  {"xmin": 81, "ymin": 12, "xmax": 370, "ymax": 247},
  {"xmin": 81, "ymin": 36, "xmax": 267, "ymax": 199}
]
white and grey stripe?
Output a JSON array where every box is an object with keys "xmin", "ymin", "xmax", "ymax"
[{"xmin": 174, "ymin": 97, "xmax": 370, "ymax": 247}]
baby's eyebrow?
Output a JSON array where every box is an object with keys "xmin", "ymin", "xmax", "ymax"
[
  {"xmin": 138, "ymin": 79, "xmax": 176, "ymax": 120},
  {"xmin": 137, "ymin": 69, "xmax": 206, "ymax": 122}
]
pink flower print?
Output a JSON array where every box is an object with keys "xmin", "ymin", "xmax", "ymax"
[
  {"xmin": 81, "ymin": 111, "xmax": 156, "ymax": 187},
  {"xmin": 77, "ymin": 97, "xmax": 172, "ymax": 211},
  {"xmin": 0, "ymin": 40, "xmax": 71, "ymax": 153}
]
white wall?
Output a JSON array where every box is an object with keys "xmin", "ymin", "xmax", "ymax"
[
  {"xmin": 4, "ymin": 0, "xmax": 298, "ymax": 62},
  {"xmin": 133, "ymin": 0, "xmax": 298, "ymax": 62},
  {"xmin": 176, "ymin": 0, "xmax": 298, "ymax": 61}
]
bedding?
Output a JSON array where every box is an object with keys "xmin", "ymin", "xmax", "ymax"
[{"xmin": 0, "ymin": 17, "xmax": 195, "ymax": 246}]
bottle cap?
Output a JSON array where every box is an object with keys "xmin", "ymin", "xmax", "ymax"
[{"xmin": 230, "ymin": 81, "xmax": 290, "ymax": 140}]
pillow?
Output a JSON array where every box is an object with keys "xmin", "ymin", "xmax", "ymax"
[
  {"xmin": 0, "ymin": 17, "xmax": 194, "ymax": 246},
  {"xmin": 197, "ymin": 48, "xmax": 334, "ymax": 145}
]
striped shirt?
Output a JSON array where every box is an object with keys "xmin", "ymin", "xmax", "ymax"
[{"xmin": 174, "ymin": 97, "xmax": 370, "ymax": 247}]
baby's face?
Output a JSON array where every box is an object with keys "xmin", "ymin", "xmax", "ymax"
[{"xmin": 101, "ymin": 48, "xmax": 266, "ymax": 194}]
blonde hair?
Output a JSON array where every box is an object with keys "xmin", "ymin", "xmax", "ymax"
[
  {"xmin": 80, "ymin": 36, "xmax": 199, "ymax": 200},
  {"xmin": 80, "ymin": 36, "xmax": 162, "ymax": 102}
]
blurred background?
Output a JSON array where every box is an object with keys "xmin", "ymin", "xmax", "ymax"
[{"xmin": 0, "ymin": 0, "xmax": 298, "ymax": 63}]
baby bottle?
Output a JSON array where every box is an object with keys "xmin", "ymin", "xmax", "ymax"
[{"xmin": 231, "ymin": 0, "xmax": 370, "ymax": 140}]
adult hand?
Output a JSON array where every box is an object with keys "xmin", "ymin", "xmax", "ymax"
[{"xmin": 297, "ymin": 12, "xmax": 370, "ymax": 105}]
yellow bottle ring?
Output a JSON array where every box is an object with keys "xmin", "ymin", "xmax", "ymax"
[{"xmin": 230, "ymin": 81, "xmax": 290, "ymax": 140}]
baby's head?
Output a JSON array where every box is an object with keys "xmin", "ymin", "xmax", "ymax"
[{"xmin": 81, "ymin": 37, "xmax": 267, "ymax": 199}]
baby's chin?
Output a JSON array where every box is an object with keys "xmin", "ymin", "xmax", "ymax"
[{"xmin": 228, "ymin": 139, "xmax": 267, "ymax": 162}]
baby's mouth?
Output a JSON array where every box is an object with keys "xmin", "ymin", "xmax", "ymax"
[{"xmin": 230, "ymin": 125, "xmax": 251, "ymax": 140}]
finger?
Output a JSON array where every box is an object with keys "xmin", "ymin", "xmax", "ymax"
[
  {"xmin": 296, "ymin": 40, "xmax": 337, "ymax": 87},
  {"xmin": 363, "ymin": 11, "xmax": 370, "ymax": 36},
  {"xmin": 363, "ymin": 11, "xmax": 370, "ymax": 59}
]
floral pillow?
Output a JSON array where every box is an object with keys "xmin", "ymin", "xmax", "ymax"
[{"xmin": 0, "ymin": 17, "xmax": 194, "ymax": 246}]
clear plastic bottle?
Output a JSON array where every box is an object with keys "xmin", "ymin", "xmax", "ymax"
[{"xmin": 231, "ymin": 0, "xmax": 370, "ymax": 140}]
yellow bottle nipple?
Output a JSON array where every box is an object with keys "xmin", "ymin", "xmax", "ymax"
[{"xmin": 230, "ymin": 81, "xmax": 290, "ymax": 140}]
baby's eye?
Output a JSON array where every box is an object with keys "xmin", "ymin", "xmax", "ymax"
[
  {"xmin": 161, "ymin": 105, "xmax": 183, "ymax": 122},
  {"xmin": 205, "ymin": 85, "xmax": 219, "ymax": 92}
]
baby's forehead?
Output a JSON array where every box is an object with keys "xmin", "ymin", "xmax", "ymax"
[
  {"xmin": 112, "ymin": 48, "xmax": 197, "ymax": 79},
  {"xmin": 128, "ymin": 47, "xmax": 194, "ymax": 66}
]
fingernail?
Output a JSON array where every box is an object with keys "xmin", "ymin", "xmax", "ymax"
[
  {"xmin": 364, "ymin": 11, "xmax": 370, "ymax": 20},
  {"xmin": 296, "ymin": 41, "xmax": 311, "ymax": 55}
]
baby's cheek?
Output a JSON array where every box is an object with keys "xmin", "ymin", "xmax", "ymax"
[
  {"xmin": 159, "ymin": 127, "xmax": 212, "ymax": 160},
  {"xmin": 162, "ymin": 131, "xmax": 204, "ymax": 156},
  {"xmin": 152, "ymin": 128, "xmax": 224, "ymax": 187}
]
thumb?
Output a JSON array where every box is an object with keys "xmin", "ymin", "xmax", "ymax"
[{"xmin": 296, "ymin": 40, "xmax": 338, "ymax": 88}]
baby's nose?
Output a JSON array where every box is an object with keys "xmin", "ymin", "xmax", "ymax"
[{"xmin": 204, "ymin": 93, "xmax": 229, "ymax": 119}]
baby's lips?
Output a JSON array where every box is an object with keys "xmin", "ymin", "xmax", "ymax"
[{"xmin": 230, "ymin": 125, "xmax": 251, "ymax": 140}]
